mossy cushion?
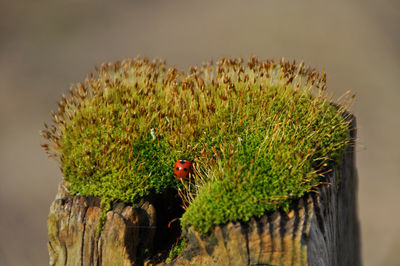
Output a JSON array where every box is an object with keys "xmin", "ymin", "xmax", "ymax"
[{"xmin": 42, "ymin": 57, "xmax": 351, "ymax": 233}]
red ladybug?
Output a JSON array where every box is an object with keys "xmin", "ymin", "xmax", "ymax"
[{"xmin": 174, "ymin": 159, "xmax": 193, "ymax": 181}]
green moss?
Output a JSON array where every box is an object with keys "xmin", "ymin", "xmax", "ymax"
[
  {"xmin": 41, "ymin": 57, "xmax": 352, "ymax": 234},
  {"xmin": 166, "ymin": 238, "xmax": 187, "ymax": 263}
]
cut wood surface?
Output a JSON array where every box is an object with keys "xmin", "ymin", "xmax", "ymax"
[{"xmin": 47, "ymin": 118, "xmax": 360, "ymax": 266}]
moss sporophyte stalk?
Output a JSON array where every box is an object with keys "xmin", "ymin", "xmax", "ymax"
[{"xmin": 41, "ymin": 56, "xmax": 353, "ymax": 234}]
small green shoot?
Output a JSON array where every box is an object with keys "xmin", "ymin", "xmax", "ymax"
[{"xmin": 166, "ymin": 238, "xmax": 187, "ymax": 263}]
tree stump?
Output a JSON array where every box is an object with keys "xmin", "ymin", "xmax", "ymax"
[{"xmin": 47, "ymin": 117, "xmax": 360, "ymax": 266}]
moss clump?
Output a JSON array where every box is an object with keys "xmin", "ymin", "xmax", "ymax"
[
  {"xmin": 166, "ymin": 238, "xmax": 187, "ymax": 263},
  {"xmin": 42, "ymin": 56, "xmax": 352, "ymax": 234}
]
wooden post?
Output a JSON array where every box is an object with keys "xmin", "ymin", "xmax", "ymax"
[{"xmin": 47, "ymin": 117, "xmax": 360, "ymax": 265}]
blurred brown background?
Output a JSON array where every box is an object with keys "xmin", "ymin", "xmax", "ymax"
[{"xmin": 0, "ymin": 0, "xmax": 399, "ymax": 265}]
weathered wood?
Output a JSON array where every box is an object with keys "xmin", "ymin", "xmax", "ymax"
[
  {"xmin": 48, "ymin": 184, "xmax": 156, "ymax": 266},
  {"xmin": 174, "ymin": 117, "xmax": 360, "ymax": 266}
]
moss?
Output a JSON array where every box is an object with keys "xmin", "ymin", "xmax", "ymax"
[
  {"xmin": 166, "ymin": 238, "xmax": 187, "ymax": 263},
  {"xmin": 41, "ymin": 56, "xmax": 352, "ymax": 234}
]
